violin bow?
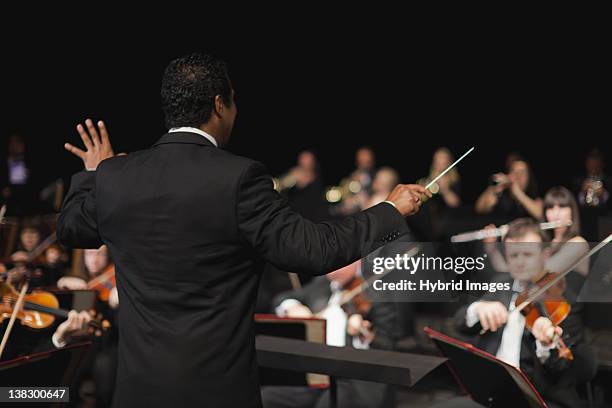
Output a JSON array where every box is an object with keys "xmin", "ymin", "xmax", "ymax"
[
  {"xmin": 0, "ymin": 281, "xmax": 29, "ymax": 359},
  {"xmin": 340, "ymin": 244, "xmax": 421, "ymax": 307}
]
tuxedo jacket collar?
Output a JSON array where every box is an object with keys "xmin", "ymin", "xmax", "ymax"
[{"xmin": 153, "ymin": 132, "xmax": 216, "ymax": 148}]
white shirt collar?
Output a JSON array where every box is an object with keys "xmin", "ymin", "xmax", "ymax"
[{"xmin": 168, "ymin": 127, "xmax": 218, "ymax": 147}]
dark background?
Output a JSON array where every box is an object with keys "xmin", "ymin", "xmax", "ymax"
[{"xmin": 3, "ymin": 30, "xmax": 608, "ymax": 204}]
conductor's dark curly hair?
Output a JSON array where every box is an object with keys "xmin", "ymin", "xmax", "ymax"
[{"xmin": 161, "ymin": 53, "xmax": 232, "ymax": 129}]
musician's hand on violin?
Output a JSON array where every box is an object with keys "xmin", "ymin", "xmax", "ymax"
[
  {"xmin": 475, "ymin": 301, "xmax": 508, "ymax": 332},
  {"xmin": 108, "ymin": 286, "xmax": 119, "ymax": 309},
  {"xmin": 57, "ymin": 276, "xmax": 88, "ymax": 290},
  {"xmin": 10, "ymin": 251, "xmax": 29, "ymax": 263},
  {"xmin": 55, "ymin": 310, "xmax": 92, "ymax": 344},
  {"xmin": 347, "ymin": 314, "xmax": 375, "ymax": 342},
  {"xmin": 532, "ymin": 316, "xmax": 563, "ymax": 346},
  {"xmin": 64, "ymin": 119, "xmax": 114, "ymax": 171},
  {"xmin": 286, "ymin": 304, "xmax": 313, "ymax": 318},
  {"xmin": 386, "ymin": 184, "xmax": 432, "ymax": 217},
  {"xmin": 6, "ymin": 265, "xmax": 27, "ymax": 284},
  {"xmin": 347, "ymin": 314, "xmax": 364, "ymax": 336}
]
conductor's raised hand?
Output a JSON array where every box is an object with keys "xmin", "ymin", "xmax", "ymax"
[
  {"xmin": 386, "ymin": 184, "xmax": 432, "ymax": 217},
  {"xmin": 64, "ymin": 119, "xmax": 114, "ymax": 171}
]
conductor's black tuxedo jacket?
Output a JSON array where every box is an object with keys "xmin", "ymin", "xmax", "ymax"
[{"xmin": 57, "ymin": 131, "xmax": 408, "ymax": 408}]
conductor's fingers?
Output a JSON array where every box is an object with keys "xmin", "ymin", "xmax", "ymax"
[{"xmin": 64, "ymin": 143, "xmax": 86, "ymax": 159}]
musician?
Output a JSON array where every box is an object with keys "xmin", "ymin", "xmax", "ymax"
[
  {"xmin": 354, "ymin": 146, "xmax": 376, "ymax": 191},
  {"xmin": 573, "ymin": 148, "xmax": 610, "ymax": 241},
  {"xmin": 56, "ymin": 53, "xmax": 429, "ymax": 408},
  {"xmin": 475, "ymin": 156, "xmax": 542, "ymax": 221},
  {"xmin": 38, "ymin": 243, "xmax": 68, "ymax": 288},
  {"xmin": 336, "ymin": 147, "xmax": 377, "ymax": 215},
  {"xmin": 57, "ymin": 244, "xmax": 118, "ymax": 407},
  {"xmin": 574, "ymin": 149, "xmax": 610, "ymax": 210},
  {"xmin": 282, "ymin": 150, "xmax": 328, "ymax": 223},
  {"xmin": 449, "ymin": 218, "xmax": 588, "ymax": 408},
  {"xmin": 57, "ymin": 245, "xmax": 118, "ymax": 309},
  {"xmin": 5, "ymin": 225, "xmax": 44, "ymax": 286},
  {"xmin": 365, "ymin": 167, "xmax": 400, "ymax": 209},
  {"xmin": 10, "ymin": 225, "xmax": 42, "ymax": 260},
  {"xmin": 420, "ymin": 147, "xmax": 461, "ymax": 240},
  {"xmin": 262, "ymin": 261, "xmax": 398, "ymax": 408}
]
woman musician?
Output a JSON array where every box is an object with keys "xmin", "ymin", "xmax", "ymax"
[{"xmin": 57, "ymin": 245, "xmax": 118, "ymax": 309}]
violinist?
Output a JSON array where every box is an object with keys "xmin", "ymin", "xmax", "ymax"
[
  {"xmin": 57, "ymin": 244, "xmax": 117, "ymax": 407},
  {"xmin": 454, "ymin": 218, "xmax": 587, "ymax": 408},
  {"xmin": 10, "ymin": 225, "xmax": 43, "ymax": 263},
  {"xmin": 262, "ymin": 262, "xmax": 398, "ymax": 408},
  {"xmin": 57, "ymin": 245, "xmax": 118, "ymax": 309}
]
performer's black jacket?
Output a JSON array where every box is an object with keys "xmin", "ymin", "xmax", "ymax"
[
  {"xmin": 57, "ymin": 132, "xmax": 408, "ymax": 408},
  {"xmin": 455, "ymin": 275, "xmax": 589, "ymax": 408}
]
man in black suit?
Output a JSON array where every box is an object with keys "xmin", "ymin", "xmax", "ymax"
[
  {"xmin": 57, "ymin": 53, "xmax": 430, "ymax": 408},
  {"xmin": 435, "ymin": 218, "xmax": 588, "ymax": 408}
]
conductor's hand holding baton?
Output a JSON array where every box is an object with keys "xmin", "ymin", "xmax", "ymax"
[{"xmin": 386, "ymin": 184, "xmax": 432, "ymax": 216}]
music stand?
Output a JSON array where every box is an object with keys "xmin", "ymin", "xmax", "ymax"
[
  {"xmin": 0, "ymin": 342, "xmax": 91, "ymax": 407},
  {"xmin": 256, "ymin": 335, "xmax": 446, "ymax": 408},
  {"xmin": 424, "ymin": 327, "xmax": 547, "ymax": 408}
]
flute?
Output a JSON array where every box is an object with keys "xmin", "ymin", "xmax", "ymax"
[{"xmin": 450, "ymin": 220, "xmax": 572, "ymax": 243}]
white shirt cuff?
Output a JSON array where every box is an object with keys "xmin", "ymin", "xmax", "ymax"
[
  {"xmin": 52, "ymin": 332, "xmax": 67, "ymax": 349},
  {"xmin": 466, "ymin": 302, "xmax": 480, "ymax": 328},
  {"xmin": 535, "ymin": 340, "xmax": 556, "ymax": 362},
  {"xmin": 383, "ymin": 200, "xmax": 397, "ymax": 210},
  {"xmin": 352, "ymin": 335, "xmax": 372, "ymax": 350},
  {"xmin": 275, "ymin": 299, "xmax": 301, "ymax": 317}
]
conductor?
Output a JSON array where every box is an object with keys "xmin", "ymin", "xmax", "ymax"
[{"xmin": 57, "ymin": 53, "xmax": 430, "ymax": 408}]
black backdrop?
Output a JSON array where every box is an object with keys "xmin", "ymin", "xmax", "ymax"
[{"xmin": 3, "ymin": 30, "xmax": 609, "ymax": 204}]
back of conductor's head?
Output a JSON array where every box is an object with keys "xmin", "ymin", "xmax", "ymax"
[{"xmin": 161, "ymin": 53, "xmax": 236, "ymax": 147}]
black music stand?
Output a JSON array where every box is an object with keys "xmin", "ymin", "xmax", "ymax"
[
  {"xmin": 256, "ymin": 335, "xmax": 446, "ymax": 408},
  {"xmin": 424, "ymin": 327, "xmax": 548, "ymax": 408}
]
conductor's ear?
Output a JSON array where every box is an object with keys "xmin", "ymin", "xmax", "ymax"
[{"xmin": 213, "ymin": 95, "xmax": 225, "ymax": 117}]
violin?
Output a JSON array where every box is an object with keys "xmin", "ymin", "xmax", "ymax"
[
  {"xmin": 87, "ymin": 264, "xmax": 116, "ymax": 302},
  {"xmin": 339, "ymin": 276, "xmax": 373, "ymax": 316},
  {"xmin": 335, "ymin": 244, "xmax": 421, "ymax": 314},
  {"xmin": 0, "ymin": 281, "xmax": 109, "ymax": 332},
  {"xmin": 515, "ymin": 271, "xmax": 573, "ymax": 360}
]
